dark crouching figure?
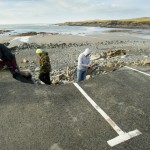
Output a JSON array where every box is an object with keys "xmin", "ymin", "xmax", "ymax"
[
  {"xmin": 0, "ymin": 43, "xmax": 19, "ymax": 78},
  {"xmin": 0, "ymin": 43, "xmax": 32, "ymax": 83},
  {"xmin": 36, "ymin": 49, "xmax": 51, "ymax": 85}
]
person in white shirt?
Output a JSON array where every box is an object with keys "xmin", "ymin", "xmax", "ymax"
[{"xmin": 77, "ymin": 48, "xmax": 91, "ymax": 82}]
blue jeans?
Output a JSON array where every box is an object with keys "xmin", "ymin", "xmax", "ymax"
[{"xmin": 77, "ymin": 69, "xmax": 86, "ymax": 82}]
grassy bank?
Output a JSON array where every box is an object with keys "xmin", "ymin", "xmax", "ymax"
[{"xmin": 57, "ymin": 17, "xmax": 150, "ymax": 29}]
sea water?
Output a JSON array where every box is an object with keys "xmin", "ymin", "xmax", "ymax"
[
  {"xmin": 0, "ymin": 24, "xmax": 104, "ymax": 35},
  {"xmin": 0, "ymin": 23, "xmax": 150, "ymax": 39}
]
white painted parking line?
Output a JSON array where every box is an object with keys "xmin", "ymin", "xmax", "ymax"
[
  {"xmin": 124, "ymin": 66, "xmax": 150, "ymax": 77},
  {"xmin": 73, "ymin": 83, "xmax": 141, "ymax": 147}
]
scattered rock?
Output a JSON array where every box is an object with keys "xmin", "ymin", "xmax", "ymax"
[
  {"xmin": 86, "ymin": 75, "xmax": 91, "ymax": 80},
  {"xmin": 35, "ymin": 67, "xmax": 40, "ymax": 72},
  {"xmin": 105, "ymin": 49, "xmax": 126, "ymax": 57},
  {"xmin": 52, "ymin": 80, "xmax": 59, "ymax": 85},
  {"xmin": 102, "ymin": 62, "xmax": 115, "ymax": 71},
  {"xmin": 22, "ymin": 58, "xmax": 29, "ymax": 63},
  {"xmin": 7, "ymin": 40, "xmax": 149, "ymax": 85},
  {"xmin": 0, "ymin": 30, "xmax": 13, "ymax": 34},
  {"xmin": 15, "ymin": 32, "xmax": 38, "ymax": 36},
  {"xmin": 143, "ymin": 59, "xmax": 150, "ymax": 65}
]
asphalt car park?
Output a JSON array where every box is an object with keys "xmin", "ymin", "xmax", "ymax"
[{"xmin": 0, "ymin": 66, "xmax": 150, "ymax": 150}]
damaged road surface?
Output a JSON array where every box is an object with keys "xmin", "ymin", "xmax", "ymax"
[{"xmin": 0, "ymin": 67, "xmax": 150, "ymax": 150}]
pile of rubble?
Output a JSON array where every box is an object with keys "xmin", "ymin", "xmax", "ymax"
[
  {"xmin": 51, "ymin": 49, "xmax": 150, "ymax": 84},
  {"xmin": 18, "ymin": 49, "xmax": 150, "ymax": 85},
  {"xmin": 2, "ymin": 48, "xmax": 149, "ymax": 85}
]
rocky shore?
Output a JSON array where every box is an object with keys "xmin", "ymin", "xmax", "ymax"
[
  {"xmin": 1, "ymin": 32, "xmax": 150, "ymax": 85},
  {"xmin": 0, "ymin": 30, "xmax": 13, "ymax": 34}
]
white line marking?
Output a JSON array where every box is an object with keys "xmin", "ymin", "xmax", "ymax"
[
  {"xmin": 73, "ymin": 83, "xmax": 141, "ymax": 147},
  {"xmin": 73, "ymin": 83, "xmax": 124, "ymax": 135},
  {"xmin": 107, "ymin": 129, "xmax": 141, "ymax": 147},
  {"xmin": 124, "ymin": 66, "xmax": 150, "ymax": 77}
]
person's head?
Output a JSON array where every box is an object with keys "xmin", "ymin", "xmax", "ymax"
[
  {"xmin": 83, "ymin": 48, "xmax": 91, "ymax": 57},
  {"xmin": 36, "ymin": 49, "xmax": 43, "ymax": 56}
]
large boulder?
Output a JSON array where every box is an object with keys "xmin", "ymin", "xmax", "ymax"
[
  {"xmin": 143, "ymin": 59, "xmax": 150, "ymax": 66},
  {"xmin": 102, "ymin": 62, "xmax": 115, "ymax": 71},
  {"xmin": 105, "ymin": 49, "xmax": 126, "ymax": 57}
]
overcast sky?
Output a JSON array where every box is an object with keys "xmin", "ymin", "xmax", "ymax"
[{"xmin": 0, "ymin": 0, "xmax": 149, "ymax": 24}]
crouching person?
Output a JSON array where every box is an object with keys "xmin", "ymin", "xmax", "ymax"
[
  {"xmin": 77, "ymin": 48, "xmax": 91, "ymax": 82},
  {"xmin": 0, "ymin": 43, "xmax": 19, "ymax": 79},
  {"xmin": 36, "ymin": 49, "xmax": 51, "ymax": 85}
]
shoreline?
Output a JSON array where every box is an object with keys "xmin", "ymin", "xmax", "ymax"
[{"xmin": 0, "ymin": 29, "xmax": 149, "ymax": 44}]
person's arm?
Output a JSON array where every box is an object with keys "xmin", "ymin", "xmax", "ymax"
[
  {"xmin": 40, "ymin": 57, "xmax": 46, "ymax": 70},
  {"xmin": 86, "ymin": 56, "xmax": 91, "ymax": 68}
]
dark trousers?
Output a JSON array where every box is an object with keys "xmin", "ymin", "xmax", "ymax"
[
  {"xmin": 39, "ymin": 72, "xmax": 51, "ymax": 85},
  {"xmin": 6, "ymin": 55, "xmax": 19, "ymax": 75}
]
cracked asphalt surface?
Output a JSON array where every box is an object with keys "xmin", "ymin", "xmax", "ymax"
[{"xmin": 0, "ymin": 66, "xmax": 150, "ymax": 150}]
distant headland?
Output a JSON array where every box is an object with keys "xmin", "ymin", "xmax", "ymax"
[{"xmin": 56, "ymin": 17, "xmax": 150, "ymax": 29}]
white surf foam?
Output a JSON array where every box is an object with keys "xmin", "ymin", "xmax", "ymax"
[{"xmin": 11, "ymin": 36, "xmax": 30, "ymax": 43}]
